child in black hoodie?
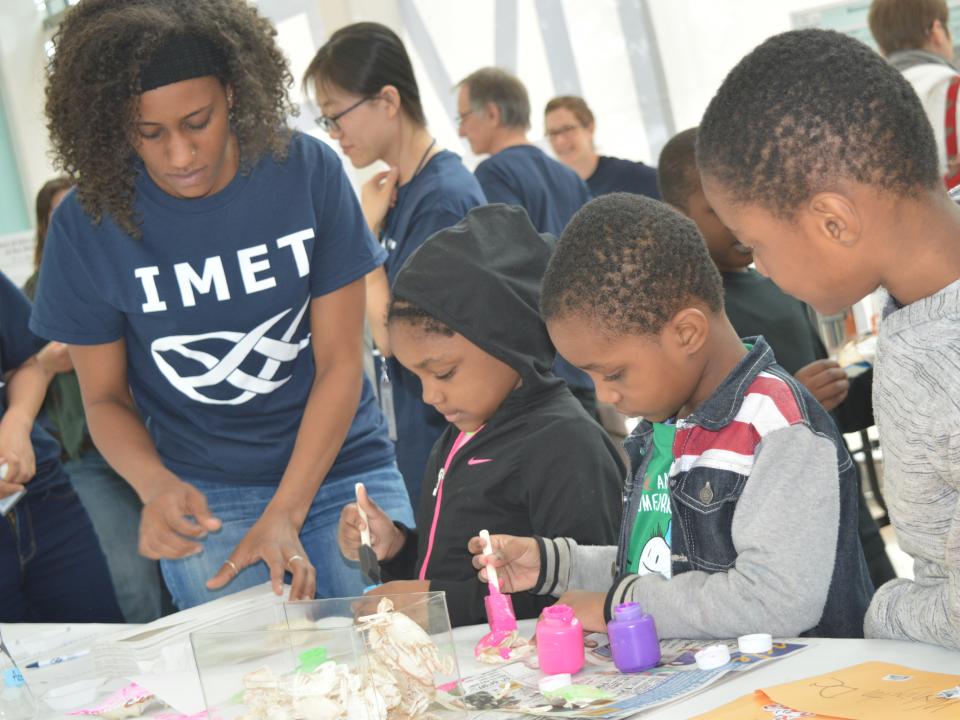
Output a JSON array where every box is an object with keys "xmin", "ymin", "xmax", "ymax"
[{"xmin": 337, "ymin": 204, "xmax": 624, "ymax": 627}]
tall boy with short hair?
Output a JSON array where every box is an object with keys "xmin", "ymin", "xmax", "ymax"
[
  {"xmin": 470, "ymin": 193, "xmax": 872, "ymax": 639},
  {"xmin": 697, "ymin": 29, "xmax": 960, "ymax": 648}
]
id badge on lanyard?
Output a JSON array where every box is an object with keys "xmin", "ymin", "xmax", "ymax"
[{"xmin": 374, "ymin": 350, "xmax": 398, "ymax": 441}]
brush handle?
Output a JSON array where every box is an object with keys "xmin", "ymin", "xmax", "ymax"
[
  {"xmin": 479, "ymin": 529, "xmax": 500, "ymax": 592},
  {"xmin": 355, "ymin": 483, "xmax": 372, "ymax": 547}
]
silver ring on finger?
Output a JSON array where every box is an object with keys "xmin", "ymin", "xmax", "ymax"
[
  {"xmin": 285, "ymin": 554, "xmax": 305, "ymax": 568},
  {"xmin": 224, "ymin": 559, "xmax": 239, "ymax": 576}
]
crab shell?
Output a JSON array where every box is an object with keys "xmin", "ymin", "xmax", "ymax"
[{"xmin": 358, "ymin": 599, "xmax": 450, "ymax": 687}]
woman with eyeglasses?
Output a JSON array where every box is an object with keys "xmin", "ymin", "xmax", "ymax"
[
  {"xmin": 305, "ymin": 22, "xmax": 486, "ymax": 506},
  {"xmin": 544, "ymin": 96, "xmax": 660, "ymax": 200},
  {"xmin": 31, "ymin": 0, "xmax": 413, "ymax": 609}
]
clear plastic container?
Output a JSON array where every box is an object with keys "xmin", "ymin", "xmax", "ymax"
[
  {"xmin": 190, "ymin": 591, "xmax": 465, "ymax": 719},
  {"xmin": 0, "ymin": 632, "xmax": 37, "ymax": 720}
]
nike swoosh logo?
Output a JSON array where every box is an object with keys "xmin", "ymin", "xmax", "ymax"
[{"xmin": 467, "ymin": 457, "xmax": 493, "ymax": 466}]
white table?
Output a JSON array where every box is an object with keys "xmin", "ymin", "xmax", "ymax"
[{"xmin": 5, "ymin": 620, "xmax": 960, "ymax": 719}]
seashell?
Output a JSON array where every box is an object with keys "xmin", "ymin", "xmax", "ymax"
[{"xmin": 291, "ymin": 696, "xmax": 342, "ymax": 720}]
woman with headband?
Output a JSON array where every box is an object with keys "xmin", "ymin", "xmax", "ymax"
[{"xmin": 31, "ymin": 0, "xmax": 413, "ymax": 609}]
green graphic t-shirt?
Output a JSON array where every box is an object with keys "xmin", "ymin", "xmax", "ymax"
[{"xmin": 625, "ymin": 421, "xmax": 676, "ymax": 578}]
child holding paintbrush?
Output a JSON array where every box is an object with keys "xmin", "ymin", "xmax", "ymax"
[{"xmin": 337, "ymin": 205, "xmax": 623, "ymax": 627}]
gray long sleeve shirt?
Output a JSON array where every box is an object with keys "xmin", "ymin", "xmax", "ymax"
[
  {"xmin": 864, "ymin": 280, "xmax": 960, "ymax": 649},
  {"xmin": 534, "ymin": 424, "xmax": 841, "ymax": 639}
]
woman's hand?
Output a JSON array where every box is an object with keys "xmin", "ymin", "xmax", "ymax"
[
  {"xmin": 337, "ymin": 482, "xmax": 405, "ymax": 562},
  {"xmin": 468, "ymin": 533, "xmax": 541, "ymax": 593},
  {"xmin": 139, "ymin": 478, "xmax": 222, "ymax": 559},
  {"xmin": 361, "ymin": 167, "xmax": 400, "ymax": 234},
  {"xmin": 0, "ymin": 408, "xmax": 36, "ymax": 492},
  {"xmin": 206, "ymin": 506, "xmax": 317, "ymax": 601}
]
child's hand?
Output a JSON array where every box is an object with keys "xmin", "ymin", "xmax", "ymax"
[
  {"xmin": 556, "ymin": 590, "xmax": 608, "ymax": 632},
  {"xmin": 795, "ymin": 359, "xmax": 849, "ymax": 412},
  {"xmin": 337, "ymin": 483, "xmax": 404, "ymax": 563},
  {"xmin": 468, "ymin": 534, "xmax": 540, "ymax": 593}
]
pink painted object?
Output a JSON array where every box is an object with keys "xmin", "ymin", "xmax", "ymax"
[
  {"xmin": 536, "ymin": 604, "xmax": 584, "ymax": 675},
  {"xmin": 474, "ymin": 529, "xmax": 519, "ymax": 660},
  {"xmin": 68, "ymin": 682, "xmax": 155, "ymax": 719}
]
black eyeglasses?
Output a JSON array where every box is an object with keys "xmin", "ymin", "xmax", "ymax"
[
  {"xmin": 545, "ymin": 124, "xmax": 582, "ymax": 139},
  {"xmin": 315, "ymin": 96, "xmax": 375, "ymax": 133}
]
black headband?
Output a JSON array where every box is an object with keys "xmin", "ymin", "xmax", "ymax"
[{"xmin": 139, "ymin": 33, "xmax": 227, "ymax": 93}]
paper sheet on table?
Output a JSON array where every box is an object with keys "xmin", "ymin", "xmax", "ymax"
[
  {"xmin": 130, "ymin": 671, "xmax": 206, "ymax": 716},
  {"xmin": 761, "ymin": 662, "xmax": 960, "ymax": 719},
  {"xmin": 691, "ymin": 689, "xmax": 846, "ymax": 719}
]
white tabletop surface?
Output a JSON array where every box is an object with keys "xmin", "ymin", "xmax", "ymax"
[{"xmin": 5, "ymin": 620, "xmax": 960, "ymax": 719}]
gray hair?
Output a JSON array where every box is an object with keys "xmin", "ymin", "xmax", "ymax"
[{"xmin": 457, "ymin": 67, "xmax": 530, "ymax": 130}]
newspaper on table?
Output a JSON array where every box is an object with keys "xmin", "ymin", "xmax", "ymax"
[{"xmin": 458, "ymin": 633, "xmax": 806, "ymax": 719}]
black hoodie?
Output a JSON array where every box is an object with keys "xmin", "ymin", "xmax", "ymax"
[{"xmin": 380, "ymin": 204, "xmax": 624, "ymax": 627}]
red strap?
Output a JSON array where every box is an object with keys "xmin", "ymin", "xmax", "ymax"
[{"xmin": 944, "ymin": 75, "xmax": 960, "ymax": 189}]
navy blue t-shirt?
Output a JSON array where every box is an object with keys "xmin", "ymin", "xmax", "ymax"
[
  {"xmin": 0, "ymin": 272, "xmax": 65, "ymax": 495},
  {"xmin": 474, "ymin": 145, "xmax": 591, "ymax": 236},
  {"xmin": 380, "ymin": 150, "xmax": 486, "ymax": 502},
  {"xmin": 30, "ymin": 133, "xmax": 394, "ymax": 486},
  {"xmin": 586, "ymin": 156, "xmax": 660, "ymax": 200},
  {"xmin": 473, "ymin": 145, "xmax": 593, "ymax": 392}
]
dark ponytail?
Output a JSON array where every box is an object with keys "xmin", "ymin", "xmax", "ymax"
[{"xmin": 303, "ymin": 22, "xmax": 425, "ymax": 126}]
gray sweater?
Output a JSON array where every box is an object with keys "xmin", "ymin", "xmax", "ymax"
[
  {"xmin": 533, "ymin": 424, "xmax": 842, "ymax": 639},
  {"xmin": 864, "ymin": 280, "xmax": 960, "ymax": 648}
]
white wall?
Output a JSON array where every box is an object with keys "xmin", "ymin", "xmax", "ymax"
[
  {"xmin": 0, "ymin": 0, "xmax": 881, "ymax": 220},
  {"xmin": 649, "ymin": 0, "xmax": 861, "ymax": 136},
  {"xmin": 0, "ymin": 0, "xmax": 57, "ymax": 219}
]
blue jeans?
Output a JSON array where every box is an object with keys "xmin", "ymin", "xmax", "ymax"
[
  {"xmin": 0, "ymin": 477, "xmax": 124, "ymax": 622},
  {"xmin": 161, "ymin": 462, "xmax": 414, "ymax": 609},
  {"xmin": 64, "ymin": 450, "xmax": 170, "ymax": 623}
]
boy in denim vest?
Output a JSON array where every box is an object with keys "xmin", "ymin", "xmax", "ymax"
[{"xmin": 469, "ymin": 193, "xmax": 873, "ymax": 639}]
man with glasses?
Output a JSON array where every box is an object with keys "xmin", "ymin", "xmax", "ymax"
[
  {"xmin": 455, "ymin": 67, "xmax": 600, "ymax": 419},
  {"xmin": 544, "ymin": 95, "xmax": 660, "ymax": 200}
]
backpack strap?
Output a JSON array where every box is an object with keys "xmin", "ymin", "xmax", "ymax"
[{"xmin": 944, "ymin": 75, "xmax": 960, "ymax": 189}]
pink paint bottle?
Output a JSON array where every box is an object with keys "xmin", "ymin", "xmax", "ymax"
[{"xmin": 536, "ymin": 604, "xmax": 584, "ymax": 675}]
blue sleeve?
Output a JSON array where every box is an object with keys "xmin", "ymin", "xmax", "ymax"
[
  {"xmin": 0, "ymin": 272, "xmax": 44, "ymax": 373},
  {"xmin": 474, "ymin": 162, "xmax": 523, "ymax": 206},
  {"xmin": 29, "ymin": 202, "xmax": 125, "ymax": 345},
  {"xmin": 309, "ymin": 140, "xmax": 387, "ymax": 298}
]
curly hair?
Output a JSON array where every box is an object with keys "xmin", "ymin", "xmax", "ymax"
[
  {"xmin": 387, "ymin": 296, "xmax": 455, "ymax": 337},
  {"xmin": 541, "ymin": 193, "xmax": 723, "ymax": 337},
  {"xmin": 696, "ymin": 29, "xmax": 940, "ymax": 218},
  {"xmin": 45, "ymin": 0, "xmax": 296, "ymax": 238}
]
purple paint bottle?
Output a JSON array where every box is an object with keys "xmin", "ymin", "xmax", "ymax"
[
  {"xmin": 607, "ymin": 602, "xmax": 660, "ymax": 672},
  {"xmin": 536, "ymin": 604, "xmax": 584, "ymax": 675}
]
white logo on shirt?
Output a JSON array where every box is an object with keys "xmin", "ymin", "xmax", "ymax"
[{"xmin": 150, "ymin": 297, "xmax": 311, "ymax": 405}]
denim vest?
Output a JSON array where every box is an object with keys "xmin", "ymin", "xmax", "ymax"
[{"xmin": 616, "ymin": 337, "xmax": 873, "ymax": 638}]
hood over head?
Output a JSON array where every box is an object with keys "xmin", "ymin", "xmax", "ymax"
[{"xmin": 391, "ymin": 203, "xmax": 561, "ymax": 392}]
